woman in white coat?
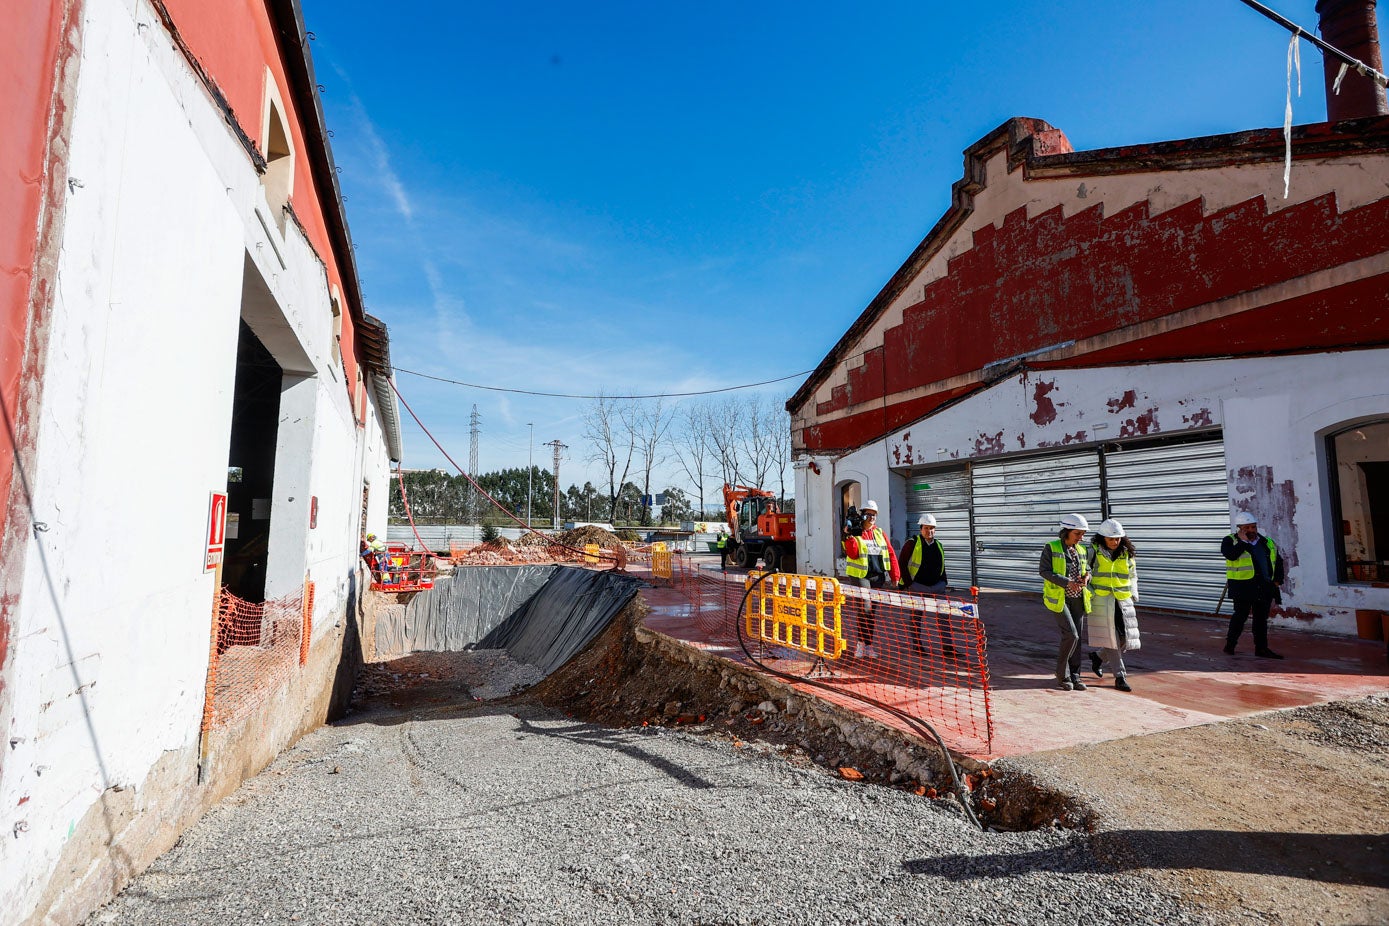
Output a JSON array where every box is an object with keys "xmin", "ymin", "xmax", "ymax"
[{"xmin": 1087, "ymin": 518, "xmax": 1140, "ymax": 691}]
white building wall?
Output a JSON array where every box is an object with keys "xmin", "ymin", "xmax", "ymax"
[
  {"xmin": 0, "ymin": 1, "xmax": 395, "ymax": 919},
  {"xmin": 797, "ymin": 350, "xmax": 1389, "ymax": 635}
]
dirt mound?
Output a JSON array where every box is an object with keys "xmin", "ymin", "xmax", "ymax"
[
  {"xmin": 556, "ymin": 525, "xmax": 624, "ymax": 550},
  {"xmin": 516, "ymin": 531, "xmax": 553, "ymax": 547},
  {"xmin": 523, "ymin": 599, "xmax": 1005, "ymax": 820}
]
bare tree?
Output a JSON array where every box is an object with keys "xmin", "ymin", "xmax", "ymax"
[
  {"xmin": 740, "ymin": 393, "xmax": 785, "ymax": 490},
  {"xmin": 776, "ymin": 397, "xmax": 793, "ymax": 503},
  {"xmin": 704, "ymin": 397, "xmax": 746, "ymax": 487},
  {"xmin": 627, "ymin": 398, "xmax": 676, "ymax": 526},
  {"xmin": 583, "ymin": 393, "xmax": 635, "ymax": 522},
  {"xmin": 672, "ymin": 401, "xmax": 714, "ymax": 515}
]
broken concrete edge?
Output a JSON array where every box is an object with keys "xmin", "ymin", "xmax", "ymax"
[{"xmin": 529, "ymin": 593, "xmax": 1097, "ymax": 833}]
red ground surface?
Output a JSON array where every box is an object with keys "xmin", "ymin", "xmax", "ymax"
[{"xmin": 641, "ymin": 555, "xmax": 1389, "ymax": 760}]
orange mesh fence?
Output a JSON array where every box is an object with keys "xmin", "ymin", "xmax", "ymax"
[
  {"xmin": 299, "ymin": 580, "xmax": 315, "ymax": 666},
  {"xmin": 206, "ymin": 588, "xmax": 305, "ymax": 729},
  {"xmin": 671, "ymin": 555, "xmax": 994, "ymax": 752}
]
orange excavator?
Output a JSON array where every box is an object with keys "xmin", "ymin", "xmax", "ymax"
[{"xmin": 721, "ymin": 483, "xmax": 795, "ymax": 572}]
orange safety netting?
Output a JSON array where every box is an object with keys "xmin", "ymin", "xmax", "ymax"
[
  {"xmin": 203, "ymin": 586, "xmax": 311, "ymax": 730},
  {"xmin": 670, "ymin": 556, "xmax": 994, "ymax": 752}
]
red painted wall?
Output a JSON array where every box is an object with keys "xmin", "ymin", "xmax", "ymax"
[
  {"xmin": 803, "ymin": 190, "xmax": 1389, "ymax": 452},
  {"xmin": 0, "ymin": 0, "xmax": 76, "ymax": 734},
  {"xmin": 157, "ymin": 0, "xmax": 360, "ymax": 407}
]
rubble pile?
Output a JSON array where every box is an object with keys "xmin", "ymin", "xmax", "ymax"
[
  {"xmin": 555, "ymin": 525, "xmax": 624, "ymax": 550},
  {"xmin": 452, "ymin": 537, "xmax": 567, "ymax": 566}
]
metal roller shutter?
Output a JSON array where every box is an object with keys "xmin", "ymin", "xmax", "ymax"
[
  {"xmin": 972, "ymin": 451, "xmax": 1101, "ymax": 592},
  {"xmin": 1103, "ymin": 438, "xmax": 1229, "ymax": 612},
  {"xmin": 903, "ymin": 466, "xmax": 974, "ymax": 587}
]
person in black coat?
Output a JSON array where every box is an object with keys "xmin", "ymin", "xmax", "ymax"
[{"xmin": 1221, "ymin": 511, "xmax": 1286, "ymax": 658}]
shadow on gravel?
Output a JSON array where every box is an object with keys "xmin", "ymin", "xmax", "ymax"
[
  {"xmin": 515, "ymin": 716, "xmax": 718, "ymax": 790},
  {"xmin": 905, "ymin": 830, "xmax": 1389, "ymax": 887}
]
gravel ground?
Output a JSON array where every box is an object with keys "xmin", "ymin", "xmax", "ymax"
[{"xmin": 89, "ymin": 655, "xmax": 1221, "ymax": 926}]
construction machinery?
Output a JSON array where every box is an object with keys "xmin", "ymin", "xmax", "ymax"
[{"xmin": 721, "ymin": 483, "xmax": 795, "ymax": 571}]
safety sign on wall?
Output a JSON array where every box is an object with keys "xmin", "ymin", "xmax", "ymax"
[{"xmin": 205, "ymin": 491, "xmax": 228, "ymax": 571}]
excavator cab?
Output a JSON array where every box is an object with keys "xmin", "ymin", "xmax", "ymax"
[{"xmin": 722, "ymin": 483, "xmax": 796, "ymax": 571}]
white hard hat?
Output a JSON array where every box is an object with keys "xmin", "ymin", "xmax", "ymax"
[
  {"xmin": 1097, "ymin": 518, "xmax": 1125, "ymax": 538},
  {"xmin": 917, "ymin": 513, "xmax": 937, "ymax": 527},
  {"xmin": 1233, "ymin": 511, "xmax": 1257, "ymax": 527},
  {"xmin": 1059, "ymin": 513, "xmax": 1090, "ymax": 531},
  {"xmin": 861, "ymin": 500, "xmax": 879, "ymax": 513}
]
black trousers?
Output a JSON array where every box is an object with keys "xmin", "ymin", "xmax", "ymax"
[
  {"xmin": 848, "ymin": 575, "xmax": 888, "ymax": 644},
  {"xmin": 1227, "ymin": 596, "xmax": 1273, "ymax": 651}
]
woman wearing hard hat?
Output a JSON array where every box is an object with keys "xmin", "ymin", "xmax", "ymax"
[
  {"xmin": 1039, "ymin": 514, "xmax": 1093, "ymax": 691},
  {"xmin": 1086, "ymin": 519, "xmax": 1140, "ymax": 692},
  {"xmin": 842, "ymin": 500, "xmax": 900, "ymax": 659}
]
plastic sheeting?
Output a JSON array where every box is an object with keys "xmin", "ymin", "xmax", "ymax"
[{"xmin": 373, "ymin": 566, "xmax": 642, "ymax": 677}]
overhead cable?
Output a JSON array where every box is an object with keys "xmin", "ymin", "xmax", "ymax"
[
  {"xmin": 394, "ymin": 365, "xmax": 815, "ymax": 400},
  {"xmin": 1234, "ymin": 0, "xmax": 1389, "ymax": 88}
]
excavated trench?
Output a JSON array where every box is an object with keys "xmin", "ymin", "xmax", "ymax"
[{"xmin": 357, "ymin": 565, "xmax": 1089, "ymax": 833}]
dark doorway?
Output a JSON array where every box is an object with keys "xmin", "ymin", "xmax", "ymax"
[{"xmin": 224, "ymin": 321, "xmax": 282, "ymax": 601}]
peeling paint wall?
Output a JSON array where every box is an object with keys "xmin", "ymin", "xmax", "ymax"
[
  {"xmin": 0, "ymin": 2, "xmax": 393, "ymax": 922},
  {"xmin": 797, "ymin": 351, "xmax": 1389, "ymax": 635},
  {"xmin": 793, "ymin": 126, "xmax": 1389, "ymax": 456}
]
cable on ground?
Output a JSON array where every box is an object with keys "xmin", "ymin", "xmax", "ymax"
[{"xmin": 733, "ymin": 569, "xmax": 985, "ymax": 830}]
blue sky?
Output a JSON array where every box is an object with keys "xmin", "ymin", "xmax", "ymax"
[{"xmin": 302, "ymin": 0, "xmax": 1333, "ymax": 497}]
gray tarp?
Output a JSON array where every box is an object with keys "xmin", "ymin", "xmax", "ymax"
[{"xmin": 373, "ymin": 566, "xmax": 641, "ymax": 676}]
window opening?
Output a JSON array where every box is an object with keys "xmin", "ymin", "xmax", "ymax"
[{"xmin": 1329, "ymin": 419, "xmax": 1389, "ymax": 584}]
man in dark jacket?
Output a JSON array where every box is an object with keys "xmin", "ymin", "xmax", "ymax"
[
  {"xmin": 1221, "ymin": 511, "xmax": 1286, "ymax": 658},
  {"xmin": 899, "ymin": 513, "xmax": 947, "ymax": 592},
  {"xmin": 899, "ymin": 513, "xmax": 958, "ymax": 656}
]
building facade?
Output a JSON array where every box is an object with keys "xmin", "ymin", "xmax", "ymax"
[
  {"xmin": 1, "ymin": 1, "xmax": 401, "ymax": 922},
  {"xmin": 790, "ymin": 8, "xmax": 1389, "ymax": 637}
]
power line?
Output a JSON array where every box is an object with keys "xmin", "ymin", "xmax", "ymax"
[{"xmin": 394, "ymin": 366, "xmax": 815, "ymax": 400}]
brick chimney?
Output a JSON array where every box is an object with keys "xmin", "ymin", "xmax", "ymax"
[{"xmin": 1316, "ymin": 0, "xmax": 1389, "ymax": 120}]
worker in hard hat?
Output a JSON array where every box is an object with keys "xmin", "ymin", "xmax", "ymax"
[
  {"xmin": 363, "ymin": 532, "xmax": 388, "ymax": 580},
  {"xmin": 842, "ymin": 500, "xmax": 900, "ymax": 659},
  {"xmin": 899, "ymin": 513, "xmax": 948, "ymax": 593},
  {"xmin": 1221, "ymin": 511, "xmax": 1285, "ymax": 658},
  {"xmin": 1086, "ymin": 518, "xmax": 1140, "ymax": 692},
  {"xmin": 900, "ymin": 512, "xmax": 957, "ymax": 659},
  {"xmin": 1039, "ymin": 513, "xmax": 1093, "ymax": 691}
]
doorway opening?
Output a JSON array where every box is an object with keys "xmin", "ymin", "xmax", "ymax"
[{"xmin": 224, "ymin": 321, "xmax": 282, "ymax": 601}]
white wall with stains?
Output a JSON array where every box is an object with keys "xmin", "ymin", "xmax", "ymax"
[
  {"xmin": 796, "ymin": 350, "xmax": 1389, "ymax": 634},
  {"xmin": 0, "ymin": 1, "xmax": 394, "ymax": 920}
]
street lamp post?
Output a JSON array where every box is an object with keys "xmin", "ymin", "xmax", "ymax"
[{"xmin": 526, "ymin": 423, "xmax": 534, "ymax": 529}]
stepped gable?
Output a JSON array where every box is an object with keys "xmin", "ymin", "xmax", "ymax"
[{"xmin": 801, "ymin": 116, "xmax": 1389, "ymax": 422}]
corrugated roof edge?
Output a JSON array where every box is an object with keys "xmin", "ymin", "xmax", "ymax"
[{"xmin": 266, "ymin": 0, "xmax": 401, "ymax": 461}]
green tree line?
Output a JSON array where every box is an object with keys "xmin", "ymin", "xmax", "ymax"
[{"xmin": 389, "ymin": 468, "xmax": 699, "ymax": 526}]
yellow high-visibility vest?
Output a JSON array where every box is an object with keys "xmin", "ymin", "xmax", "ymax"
[
  {"xmin": 1092, "ymin": 549, "xmax": 1133, "ymax": 600},
  {"xmin": 1043, "ymin": 539, "xmax": 1091, "ymax": 613},
  {"xmin": 1225, "ymin": 534, "xmax": 1277, "ymax": 581},
  {"xmin": 908, "ymin": 538, "xmax": 943, "ymax": 579},
  {"xmin": 845, "ymin": 527, "xmax": 889, "ymax": 579}
]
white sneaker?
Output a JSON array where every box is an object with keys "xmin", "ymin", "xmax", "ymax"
[{"xmin": 854, "ymin": 642, "xmax": 866, "ymax": 658}]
